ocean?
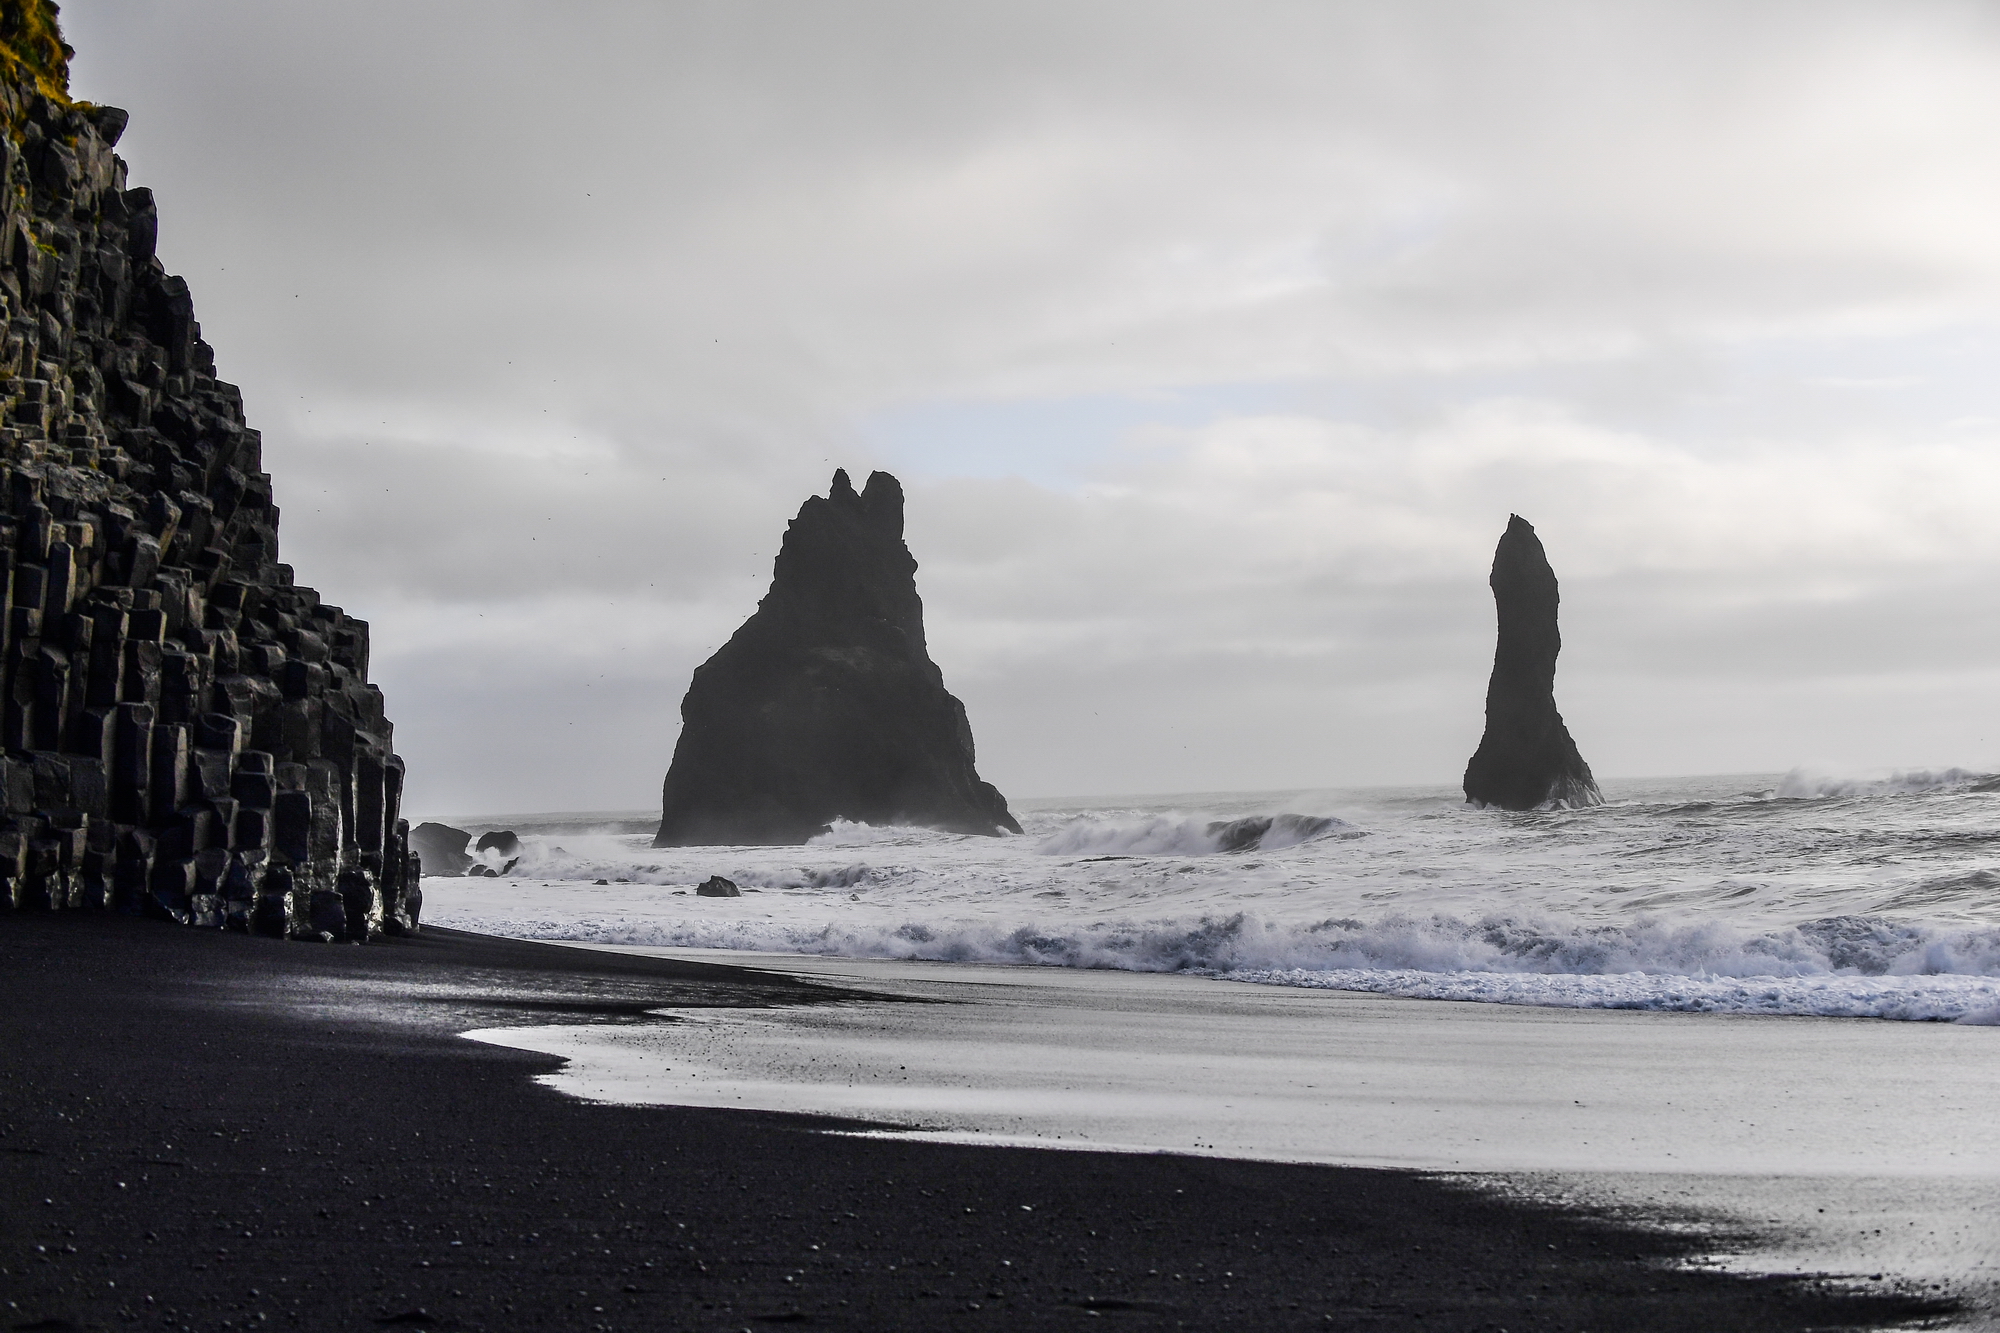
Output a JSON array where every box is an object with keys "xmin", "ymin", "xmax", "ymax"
[{"xmin": 423, "ymin": 769, "xmax": 2000, "ymax": 1023}]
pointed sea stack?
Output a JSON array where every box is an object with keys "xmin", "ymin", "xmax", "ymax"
[
  {"xmin": 1463, "ymin": 515, "xmax": 1602, "ymax": 811},
  {"xmin": 654, "ymin": 469, "xmax": 1020, "ymax": 846},
  {"xmin": 0, "ymin": 5, "xmax": 415, "ymax": 937}
]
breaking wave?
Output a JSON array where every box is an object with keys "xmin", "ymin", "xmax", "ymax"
[
  {"xmin": 1772, "ymin": 767, "xmax": 1991, "ymax": 799},
  {"xmin": 1035, "ymin": 812, "xmax": 1352, "ymax": 856},
  {"xmin": 422, "ymin": 770, "xmax": 2000, "ymax": 1023},
  {"xmin": 430, "ymin": 902, "xmax": 2000, "ymax": 1021}
]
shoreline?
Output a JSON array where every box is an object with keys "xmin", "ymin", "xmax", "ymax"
[
  {"xmin": 486, "ymin": 944, "xmax": 2000, "ymax": 1171},
  {"xmin": 0, "ymin": 915, "xmax": 1962, "ymax": 1331}
]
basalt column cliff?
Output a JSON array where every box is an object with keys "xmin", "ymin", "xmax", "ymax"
[
  {"xmin": 0, "ymin": 5, "xmax": 416, "ymax": 937},
  {"xmin": 656, "ymin": 469, "xmax": 1020, "ymax": 846},
  {"xmin": 1463, "ymin": 515, "xmax": 1602, "ymax": 811}
]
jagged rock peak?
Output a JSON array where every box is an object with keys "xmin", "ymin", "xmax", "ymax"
[
  {"xmin": 655, "ymin": 469, "xmax": 1020, "ymax": 846},
  {"xmin": 1462, "ymin": 515, "xmax": 1602, "ymax": 811},
  {"xmin": 0, "ymin": 5, "xmax": 416, "ymax": 937},
  {"xmin": 768, "ymin": 467, "xmax": 921, "ymax": 647}
]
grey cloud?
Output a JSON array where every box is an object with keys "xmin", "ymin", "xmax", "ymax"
[{"xmin": 56, "ymin": 0, "xmax": 2000, "ymax": 811}]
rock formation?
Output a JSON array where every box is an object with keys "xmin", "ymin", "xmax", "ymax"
[
  {"xmin": 1463, "ymin": 515, "xmax": 1602, "ymax": 811},
  {"xmin": 0, "ymin": 5, "xmax": 415, "ymax": 936},
  {"xmin": 475, "ymin": 829, "xmax": 520, "ymax": 857},
  {"xmin": 655, "ymin": 469, "xmax": 1019, "ymax": 846},
  {"xmin": 409, "ymin": 822, "xmax": 472, "ymax": 877}
]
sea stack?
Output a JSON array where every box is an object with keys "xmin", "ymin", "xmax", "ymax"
[
  {"xmin": 0, "ymin": 7, "xmax": 415, "ymax": 936},
  {"xmin": 655, "ymin": 469, "xmax": 1019, "ymax": 846},
  {"xmin": 1463, "ymin": 515, "xmax": 1602, "ymax": 811}
]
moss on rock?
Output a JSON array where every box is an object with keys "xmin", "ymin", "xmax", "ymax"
[{"xmin": 0, "ymin": 0, "xmax": 71, "ymax": 106}]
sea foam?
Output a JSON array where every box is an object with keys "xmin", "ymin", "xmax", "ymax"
[
  {"xmin": 1772, "ymin": 766, "xmax": 1991, "ymax": 799},
  {"xmin": 423, "ymin": 771, "xmax": 2000, "ymax": 1022}
]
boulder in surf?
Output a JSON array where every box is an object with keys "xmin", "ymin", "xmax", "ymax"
[
  {"xmin": 410, "ymin": 822, "xmax": 474, "ymax": 877},
  {"xmin": 1463, "ymin": 515, "xmax": 1603, "ymax": 811},
  {"xmin": 476, "ymin": 830, "xmax": 522, "ymax": 857}
]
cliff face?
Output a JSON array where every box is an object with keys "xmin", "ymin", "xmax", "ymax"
[
  {"xmin": 655, "ymin": 469, "xmax": 1019, "ymax": 846},
  {"xmin": 1462, "ymin": 515, "xmax": 1602, "ymax": 811},
  {"xmin": 0, "ymin": 4, "xmax": 415, "ymax": 937}
]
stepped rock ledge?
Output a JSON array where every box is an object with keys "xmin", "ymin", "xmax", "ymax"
[
  {"xmin": 0, "ymin": 3, "xmax": 415, "ymax": 936},
  {"xmin": 655, "ymin": 469, "xmax": 1019, "ymax": 846},
  {"xmin": 1462, "ymin": 515, "xmax": 1602, "ymax": 811}
]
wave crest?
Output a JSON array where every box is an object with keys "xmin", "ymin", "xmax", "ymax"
[
  {"xmin": 426, "ymin": 901, "xmax": 2000, "ymax": 1020},
  {"xmin": 1036, "ymin": 812, "xmax": 1351, "ymax": 857},
  {"xmin": 1772, "ymin": 767, "xmax": 1990, "ymax": 799}
]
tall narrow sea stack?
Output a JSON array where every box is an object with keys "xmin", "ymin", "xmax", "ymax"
[
  {"xmin": 656, "ymin": 469, "xmax": 1019, "ymax": 846},
  {"xmin": 1463, "ymin": 515, "xmax": 1602, "ymax": 811},
  {"xmin": 0, "ymin": 5, "xmax": 415, "ymax": 937}
]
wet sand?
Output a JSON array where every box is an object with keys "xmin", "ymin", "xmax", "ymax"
[
  {"xmin": 0, "ymin": 915, "xmax": 1959, "ymax": 1331},
  {"xmin": 472, "ymin": 949, "xmax": 1999, "ymax": 1316},
  {"xmin": 475, "ymin": 950, "xmax": 2000, "ymax": 1169}
]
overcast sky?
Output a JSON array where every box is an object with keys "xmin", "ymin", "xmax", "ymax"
[{"xmin": 61, "ymin": 0, "xmax": 2000, "ymax": 815}]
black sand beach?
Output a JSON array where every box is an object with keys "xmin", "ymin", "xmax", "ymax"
[{"xmin": 0, "ymin": 917, "xmax": 1955, "ymax": 1331}]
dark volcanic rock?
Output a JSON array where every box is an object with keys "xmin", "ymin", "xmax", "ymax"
[
  {"xmin": 695, "ymin": 875, "xmax": 740, "ymax": 897},
  {"xmin": 655, "ymin": 469, "xmax": 1020, "ymax": 846},
  {"xmin": 409, "ymin": 822, "xmax": 472, "ymax": 877},
  {"xmin": 0, "ymin": 9, "xmax": 415, "ymax": 937},
  {"xmin": 1463, "ymin": 515, "xmax": 1602, "ymax": 811},
  {"xmin": 475, "ymin": 829, "xmax": 520, "ymax": 857}
]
